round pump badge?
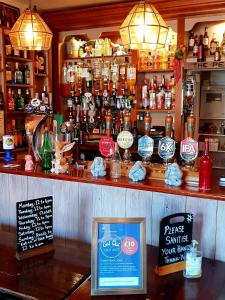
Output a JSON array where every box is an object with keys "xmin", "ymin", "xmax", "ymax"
[
  {"xmin": 180, "ymin": 137, "xmax": 198, "ymax": 162},
  {"xmin": 158, "ymin": 137, "xmax": 175, "ymax": 160},
  {"xmin": 138, "ymin": 135, "xmax": 154, "ymax": 158},
  {"xmin": 117, "ymin": 131, "xmax": 134, "ymax": 149},
  {"xmin": 99, "ymin": 137, "xmax": 114, "ymax": 158}
]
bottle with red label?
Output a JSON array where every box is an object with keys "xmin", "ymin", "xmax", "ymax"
[
  {"xmin": 7, "ymin": 88, "xmax": 14, "ymax": 111},
  {"xmin": 199, "ymin": 139, "xmax": 212, "ymax": 191}
]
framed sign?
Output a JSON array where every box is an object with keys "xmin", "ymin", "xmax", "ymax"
[
  {"xmin": 16, "ymin": 196, "xmax": 54, "ymax": 260},
  {"xmin": 91, "ymin": 218, "xmax": 146, "ymax": 296}
]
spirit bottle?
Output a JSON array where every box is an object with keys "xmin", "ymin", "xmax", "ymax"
[
  {"xmin": 197, "ymin": 35, "xmax": 204, "ymax": 62},
  {"xmin": 188, "ymin": 31, "xmax": 195, "ymax": 51},
  {"xmin": 144, "ymin": 112, "xmax": 152, "ymax": 136},
  {"xmin": 203, "ymin": 27, "xmax": 209, "ymax": 49},
  {"xmin": 214, "ymin": 42, "xmax": 221, "ymax": 61},
  {"xmin": 193, "ymin": 35, "xmax": 198, "ymax": 57},
  {"xmin": 165, "ymin": 112, "xmax": 173, "ymax": 137},
  {"xmin": 24, "ymin": 65, "xmax": 31, "ymax": 85},
  {"xmin": 7, "ymin": 88, "xmax": 14, "ymax": 111},
  {"xmin": 41, "ymin": 127, "xmax": 53, "ymax": 170},
  {"xmin": 14, "ymin": 62, "xmax": 23, "ymax": 84},
  {"xmin": 210, "ymin": 33, "xmax": 217, "ymax": 55},
  {"xmin": 15, "ymin": 89, "xmax": 25, "ymax": 111},
  {"xmin": 187, "ymin": 112, "xmax": 195, "ymax": 138},
  {"xmin": 199, "ymin": 139, "xmax": 212, "ymax": 191}
]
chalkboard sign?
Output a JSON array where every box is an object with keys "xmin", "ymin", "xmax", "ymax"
[
  {"xmin": 16, "ymin": 196, "xmax": 54, "ymax": 260},
  {"xmin": 156, "ymin": 213, "xmax": 193, "ymax": 276}
]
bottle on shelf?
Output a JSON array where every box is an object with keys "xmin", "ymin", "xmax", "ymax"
[
  {"xmin": 105, "ymin": 109, "xmax": 113, "ymax": 137},
  {"xmin": 193, "ymin": 35, "xmax": 198, "ymax": 57},
  {"xmin": 214, "ymin": 42, "xmax": 221, "ymax": 62},
  {"xmin": 187, "ymin": 112, "xmax": 196, "ymax": 139},
  {"xmin": 24, "ymin": 89, "xmax": 31, "ymax": 105},
  {"xmin": 62, "ymin": 63, "xmax": 68, "ymax": 84},
  {"xmin": 14, "ymin": 62, "xmax": 23, "ymax": 84},
  {"xmin": 110, "ymin": 142, "xmax": 122, "ymax": 179},
  {"xmin": 24, "ymin": 65, "xmax": 31, "ymax": 85},
  {"xmin": 142, "ymin": 79, "xmax": 149, "ymax": 109},
  {"xmin": 7, "ymin": 88, "xmax": 14, "ymax": 111},
  {"xmin": 127, "ymin": 61, "xmax": 136, "ymax": 92},
  {"xmin": 15, "ymin": 89, "xmax": 25, "ymax": 111},
  {"xmin": 6, "ymin": 62, "xmax": 12, "ymax": 83},
  {"xmin": 41, "ymin": 127, "xmax": 53, "ymax": 171},
  {"xmin": 210, "ymin": 33, "xmax": 217, "ymax": 55},
  {"xmin": 123, "ymin": 111, "xmax": 131, "ymax": 131},
  {"xmin": 41, "ymin": 86, "xmax": 49, "ymax": 105},
  {"xmin": 197, "ymin": 35, "xmax": 204, "ymax": 62},
  {"xmin": 188, "ymin": 31, "xmax": 195, "ymax": 52},
  {"xmin": 199, "ymin": 139, "xmax": 212, "ymax": 191},
  {"xmin": 36, "ymin": 51, "xmax": 45, "ymax": 74},
  {"xmin": 203, "ymin": 27, "xmax": 209, "ymax": 50},
  {"xmin": 13, "ymin": 48, "xmax": 20, "ymax": 57}
]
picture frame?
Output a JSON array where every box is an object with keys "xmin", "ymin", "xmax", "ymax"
[
  {"xmin": 91, "ymin": 217, "xmax": 147, "ymax": 296},
  {"xmin": 0, "ymin": 2, "xmax": 20, "ymax": 29}
]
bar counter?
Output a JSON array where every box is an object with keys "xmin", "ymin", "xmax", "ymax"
[
  {"xmin": 0, "ymin": 161, "xmax": 224, "ymax": 201},
  {"xmin": 0, "ymin": 161, "xmax": 225, "ymax": 263}
]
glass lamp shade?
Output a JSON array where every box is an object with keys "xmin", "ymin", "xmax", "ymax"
[
  {"xmin": 9, "ymin": 8, "xmax": 53, "ymax": 51},
  {"xmin": 120, "ymin": 1, "xmax": 169, "ymax": 50}
]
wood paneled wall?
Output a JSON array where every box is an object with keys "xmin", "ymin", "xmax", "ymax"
[{"xmin": 0, "ymin": 173, "xmax": 225, "ymax": 261}]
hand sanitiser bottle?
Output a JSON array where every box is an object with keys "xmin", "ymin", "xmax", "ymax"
[{"xmin": 183, "ymin": 240, "xmax": 202, "ymax": 278}]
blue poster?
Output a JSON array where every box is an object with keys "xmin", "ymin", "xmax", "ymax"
[{"xmin": 97, "ymin": 223, "xmax": 141, "ymax": 289}]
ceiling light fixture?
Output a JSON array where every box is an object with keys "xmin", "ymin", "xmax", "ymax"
[
  {"xmin": 120, "ymin": 0, "xmax": 169, "ymax": 50},
  {"xmin": 9, "ymin": 0, "xmax": 53, "ymax": 51}
]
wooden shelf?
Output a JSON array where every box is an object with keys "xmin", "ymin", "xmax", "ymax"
[
  {"xmin": 138, "ymin": 69, "xmax": 174, "ymax": 73},
  {"xmin": 6, "ymin": 84, "xmax": 33, "ymax": 88},
  {"xmin": 64, "ymin": 54, "xmax": 131, "ymax": 61},
  {"xmin": 199, "ymin": 117, "xmax": 225, "ymax": 120},
  {"xmin": 5, "ymin": 56, "xmax": 33, "ymax": 62},
  {"xmin": 35, "ymin": 73, "xmax": 48, "ymax": 77},
  {"xmin": 199, "ymin": 133, "xmax": 225, "ymax": 137},
  {"xmin": 136, "ymin": 109, "xmax": 175, "ymax": 113}
]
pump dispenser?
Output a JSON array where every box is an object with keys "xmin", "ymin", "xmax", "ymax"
[{"xmin": 183, "ymin": 240, "xmax": 202, "ymax": 278}]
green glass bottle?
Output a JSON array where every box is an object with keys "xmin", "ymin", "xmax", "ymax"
[{"xmin": 41, "ymin": 128, "xmax": 52, "ymax": 170}]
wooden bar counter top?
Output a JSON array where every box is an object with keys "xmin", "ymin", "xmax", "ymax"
[{"xmin": 0, "ymin": 161, "xmax": 224, "ymax": 201}]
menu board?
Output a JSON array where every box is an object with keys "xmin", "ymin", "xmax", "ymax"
[
  {"xmin": 158, "ymin": 213, "xmax": 193, "ymax": 267},
  {"xmin": 16, "ymin": 196, "xmax": 53, "ymax": 253}
]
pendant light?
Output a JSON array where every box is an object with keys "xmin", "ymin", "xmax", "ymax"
[
  {"xmin": 120, "ymin": 0, "xmax": 169, "ymax": 50},
  {"xmin": 9, "ymin": 0, "xmax": 52, "ymax": 51}
]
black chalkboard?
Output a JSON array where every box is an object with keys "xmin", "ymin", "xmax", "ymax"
[
  {"xmin": 158, "ymin": 213, "xmax": 193, "ymax": 267},
  {"xmin": 16, "ymin": 196, "xmax": 53, "ymax": 253}
]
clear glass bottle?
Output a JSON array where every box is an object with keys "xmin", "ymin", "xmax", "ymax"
[
  {"xmin": 14, "ymin": 62, "xmax": 23, "ymax": 84},
  {"xmin": 110, "ymin": 142, "xmax": 122, "ymax": 179},
  {"xmin": 41, "ymin": 127, "xmax": 53, "ymax": 171},
  {"xmin": 24, "ymin": 65, "xmax": 31, "ymax": 85}
]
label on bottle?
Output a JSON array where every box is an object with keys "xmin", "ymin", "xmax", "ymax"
[
  {"xmin": 210, "ymin": 42, "xmax": 216, "ymax": 54},
  {"xmin": 120, "ymin": 66, "xmax": 126, "ymax": 75},
  {"xmin": 127, "ymin": 67, "xmax": 136, "ymax": 80},
  {"xmin": 203, "ymin": 37, "xmax": 209, "ymax": 47},
  {"xmin": 6, "ymin": 70, "xmax": 12, "ymax": 82},
  {"xmin": 189, "ymin": 38, "xmax": 194, "ymax": 48},
  {"xmin": 193, "ymin": 45, "xmax": 198, "ymax": 54},
  {"xmin": 197, "ymin": 45, "xmax": 203, "ymax": 60},
  {"xmin": 180, "ymin": 138, "xmax": 198, "ymax": 162},
  {"xmin": 102, "ymin": 67, "xmax": 109, "ymax": 77}
]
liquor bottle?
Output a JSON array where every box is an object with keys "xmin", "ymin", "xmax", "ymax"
[
  {"xmin": 199, "ymin": 139, "xmax": 212, "ymax": 191},
  {"xmin": 24, "ymin": 65, "xmax": 31, "ymax": 85},
  {"xmin": 193, "ymin": 35, "xmax": 198, "ymax": 57},
  {"xmin": 142, "ymin": 79, "xmax": 149, "ymax": 109},
  {"xmin": 7, "ymin": 88, "xmax": 14, "ymax": 111},
  {"xmin": 197, "ymin": 35, "xmax": 204, "ymax": 62},
  {"xmin": 6, "ymin": 62, "xmax": 12, "ymax": 83},
  {"xmin": 110, "ymin": 142, "xmax": 122, "ymax": 179},
  {"xmin": 41, "ymin": 127, "xmax": 53, "ymax": 170},
  {"xmin": 15, "ymin": 89, "xmax": 25, "ymax": 111},
  {"xmin": 127, "ymin": 62, "xmax": 136, "ymax": 92},
  {"xmin": 144, "ymin": 112, "xmax": 152, "ymax": 136},
  {"xmin": 214, "ymin": 42, "xmax": 221, "ymax": 61},
  {"xmin": 165, "ymin": 112, "xmax": 173, "ymax": 137},
  {"xmin": 62, "ymin": 63, "xmax": 67, "ymax": 84},
  {"xmin": 188, "ymin": 31, "xmax": 195, "ymax": 51},
  {"xmin": 203, "ymin": 27, "xmax": 209, "ymax": 49},
  {"xmin": 24, "ymin": 89, "xmax": 31, "ymax": 105},
  {"xmin": 14, "ymin": 62, "xmax": 23, "ymax": 84},
  {"xmin": 111, "ymin": 57, "xmax": 119, "ymax": 88},
  {"xmin": 149, "ymin": 78, "xmax": 156, "ymax": 109},
  {"xmin": 221, "ymin": 32, "xmax": 225, "ymax": 55},
  {"xmin": 105, "ymin": 109, "xmax": 113, "ymax": 137},
  {"xmin": 131, "ymin": 120, "xmax": 138, "ymax": 148},
  {"xmin": 102, "ymin": 60, "xmax": 110, "ymax": 83},
  {"xmin": 210, "ymin": 33, "xmax": 217, "ymax": 55},
  {"xmin": 0, "ymin": 86, "xmax": 4, "ymax": 110},
  {"xmin": 41, "ymin": 86, "xmax": 49, "ymax": 105},
  {"xmin": 187, "ymin": 112, "xmax": 196, "ymax": 138}
]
